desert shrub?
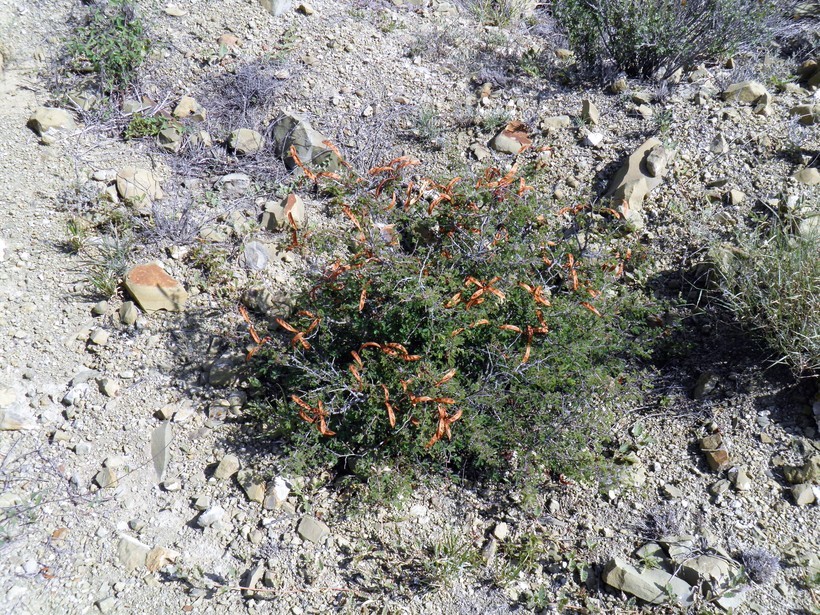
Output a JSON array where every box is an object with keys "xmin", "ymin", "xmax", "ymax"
[
  {"xmin": 711, "ymin": 216, "xmax": 820, "ymax": 375},
  {"xmin": 248, "ymin": 162, "xmax": 666, "ymax": 485},
  {"xmin": 740, "ymin": 547, "xmax": 780, "ymax": 584},
  {"xmin": 63, "ymin": 0, "xmax": 150, "ymax": 95},
  {"xmin": 551, "ymin": 0, "xmax": 781, "ymax": 80}
]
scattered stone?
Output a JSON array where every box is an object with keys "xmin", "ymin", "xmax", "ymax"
[
  {"xmin": 151, "ymin": 422, "xmax": 173, "ymax": 481},
  {"xmin": 229, "ymin": 128, "xmax": 265, "ymax": 155},
  {"xmin": 145, "ymin": 546, "xmax": 179, "ymax": 573},
  {"xmin": 262, "ymin": 193, "xmax": 307, "ymax": 231},
  {"xmin": 27, "ymin": 107, "xmax": 76, "ymax": 137},
  {"xmin": 604, "ymin": 137, "xmax": 673, "ymax": 230},
  {"xmin": 632, "ymin": 92, "xmax": 652, "ymax": 105},
  {"xmin": 242, "ymin": 565, "xmax": 266, "ymax": 597},
  {"xmin": 238, "ymin": 470, "xmax": 265, "ymax": 503},
  {"xmin": 96, "ymin": 597, "xmax": 117, "ymax": 614},
  {"xmin": 197, "ymin": 506, "xmax": 225, "ymax": 528},
  {"xmin": 116, "ymin": 167, "xmax": 163, "ymax": 207},
  {"xmin": 0, "ymin": 403, "xmax": 35, "ymax": 430},
  {"xmin": 783, "ymin": 455, "xmax": 820, "ymax": 484},
  {"xmin": 260, "ymin": 0, "xmax": 292, "ymax": 16},
  {"xmin": 157, "ymin": 127, "xmax": 183, "ymax": 153},
  {"xmin": 263, "ymin": 477, "xmax": 291, "ymax": 510},
  {"xmin": 692, "ymin": 372, "xmax": 719, "ymax": 399},
  {"xmin": 679, "ymin": 555, "xmax": 737, "ymax": 586},
  {"xmin": 793, "ymin": 167, "xmax": 820, "ymax": 186},
  {"xmin": 488, "ymin": 121, "xmax": 532, "ymax": 155},
  {"xmin": 709, "ymin": 135, "xmax": 729, "ymax": 155},
  {"xmin": 729, "ymin": 466, "xmax": 752, "ymax": 491},
  {"xmin": 663, "ymin": 484, "xmax": 683, "ymax": 499},
  {"xmin": 721, "ymin": 81, "xmax": 768, "ymax": 104},
  {"xmin": 555, "ymin": 48, "xmax": 573, "ymax": 60},
  {"xmin": 792, "ymin": 484, "xmax": 816, "ymax": 506},
  {"xmin": 193, "ymin": 495, "xmax": 211, "ymax": 511},
  {"xmin": 540, "ymin": 115, "xmax": 571, "ymax": 131},
  {"xmin": 710, "ymin": 479, "xmax": 731, "ymax": 496},
  {"xmin": 482, "ymin": 537, "xmax": 498, "ymax": 563},
  {"xmin": 95, "ymin": 468, "xmax": 118, "ymax": 489},
  {"xmin": 582, "ymin": 99, "xmax": 600, "ymax": 125},
  {"xmin": 297, "ymin": 515, "xmax": 329, "ymax": 543},
  {"xmin": 92, "ymin": 301, "xmax": 108, "ymax": 316},
  {"xmin": 603, "ymin": 557, "xmax": 694, "ymax": 606},
  {"xmin": 241, "ymin": 241, "xmax": 269, "ymax": 271},
  {"xmin": 609, "ymin": 77, "xmax": 628, "ymax": 94},
  {"xmin": 119, "ymin": 301, "xmax": 139, "ymax": 325},
  {"xmin": 271, "ymin": 112, "xmax": 342, "ymax": 171},
  {"xmin": 700, "ymin": 433, "xmax": 730, "ymax": 471},
  {"xmin": 117, "ymin": 534, "xmax": 150, "ymax": 571},
  {"xmin": 493, "ymin": 522, "xmax": 509, "ymax": 541},
  {"xmin": 790, "ymin": 103, "xmax": 819, "ymax": 126},
  {"xmin": 634, "ymin": 104, "xmax": 653, "ymax": 120},
  {"xmin": 728, "ymin": 189, "xmax": 746, "ymax": 205},
  {"xmin": 97, "ymin": 377, "xmax": 119, "ymax": 397},
  {"xmin": 644, "ymin": 145, "xmax": 668, "ymax": 178},
  {"xmin": 214, "ymin": 454, "xmax": 240, "ymax": 479},
  {"xmin": 583, "ymin": 131, "xmax": 605, "ymax": 148},
  {"xmin": 297, "ymin": 2, "xmax": 315, "ymax": 14},
  {"xmin": 173, "ymin": 96, "xmax": 206, "ymax": 121},
  {"xmin": 88, "ymin": 328, "xmax": 109, "ymax": 346},
  {"xmin": 162, "ymin": 478, "xmax": 181, "ymax": 491},
  {"xmin": 123, "ymin": 264, "xmax": 188, "ymax": 313},
  {"xmin": 208, "ymin": 352, "xmax": 244, "ymax": 387}
]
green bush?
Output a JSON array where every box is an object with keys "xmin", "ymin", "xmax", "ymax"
[
  {"xmin": 248, "ymin": 162, "xmax": 665, "ymax": 485},
  {"xmin": 65, "ymin": 0, "xmax": 150, "ymax": 95},
  {"xmin": 552, "ymin": 0, "xmax": 779, "ymax": 80},
  {"xmin": 712, "ymin": 216, "xmax": 820, "ymax": 375}
]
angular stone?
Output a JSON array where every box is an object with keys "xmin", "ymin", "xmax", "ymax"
[
  {"xmin": 214, "ymin": 454, "xmax": 240, "ymax": 479},
  {"xmin": 721, "ymin": 81, "xmax": 768, "ymax": 103},
  {"xmin": 238, "ymin": 470, "xmax": 265, "ymax": 503},
  {"xmin": 493, "ymin": 522, "xmax": 509, "ymax": 541},
  {"xmin": 262, "ymin": 193, "xmax": 307, "ymax": 231},
  {"xmin": 119, "ymin": 301, "xmax": 139, "ymax": 325},
  {"xmin": 271, "ymin": 112, "xmax": 342, "ymax": 171},
  {"xmin": 792, "ymin": 483, "xmax": 816, "ymax": 506},
  {"xmin": 260, "ymin": 0, "xmax": 292, "ymax": 15},
  {"xmin": 27, "ymin": 107, "xmax": 76, "ymax": 136},
  {"xmin": 157, "ymin": 127, "xmax": 182, "ymax": 153},
  {"xmin": 794, "ymin": 167, "xmax": 820, "ymax": 186},
  {"xmin": 540, "ymin": 115, "xmax": 571, "ymax": 131},
  {"xmin": 97, "ymin": 377, "xmax": 119, "ymax": 397},
  {"xmin": 710, "ymin": 135, "xmax": 729, "ymax": 155},
  {"xmin": 704, "ymin": 449, "xmax": 731, "ymax": 472},
  {"xmin": 197, "ymin": 506, "xmax": 225, "ymax": 527},
  {"xmin": 123, "ymin": 264, "xmax": 188, "ymax": 313},
  {"xmin": 0, "ymin": 406, "xmax": 36, "ymax": 430},
  {"xmin": 229, "ymin": 129, "xmax": 265, "ymax": 155},
  {"xmin": 692, "ymin": 372, "xmax": 719, "ymax": 399},
  {"xmin": 263, "ymin": 476, "xmax": 291, "ymax": 510},
  {"xmin": 488, "ymin": 121, "xmax": 532, "ymax": 155},
  {"xmin": 173, "ymin": 96, "xmax": 206, "ymax": 122},
  {"xmin": 242, "ymin": 565, "xmax": 265, "ymax": 597},
  {"xmin": 645, "ymin": 145, "xmax": 668, "ymax": 178},
  {"xmin": 679, "ymin": 555, "xmax": 736, "ymax": 585},
  {"xmin": 88, "ymin": 328, "xmax": 109, "ymax": 346},
  {"xmin": 297, "ymin": 515, "xmax": 329, "ymax": 543},
  {"xmin": 95, "ymin": 468, "xmax": 118, "ymax": 489},
  {"xmin": 603, "ymin": 557, "xmax": 694, "ymax": 606},
  {"xmin": 151, "ymin": 422, "xmax": 173, "ymax": 481},
  {"xmin": 116, "ymin": 167, "xmax": 163, "ymax": 209},
  {"xmin": 145, "ymin": 546, "xmax": 179, "ymax": 573},
  {"xmin": 604, "ymin": 138, "xmax": 673, "ymax": 227},
  {"xmin": 582, "ymin": 99, "xmax": 600, "ymax": 125},
  {"xmin": 117, "ymin": 534, "xmax": 150, "ymax": 571},
  {"xmin": 783, "ymin": 455, "xmax": 820, "ymax": 484},
  {"xmin": 96, "ymin": 597, "xmax": 117, "ymax": 614}
]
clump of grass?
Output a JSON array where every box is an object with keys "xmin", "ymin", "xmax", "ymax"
[
  {"xmin": 84, "ymin": 229, "xmax": 135, "ymax": 298},
  {"xmin": 711, "ymin": 216, "xmax": 820, "ymax": 375},
  {"xmin": 123, "ymin": 113, "xmax": 167, "ymax": 140},
  {"xmin": 247, "ymin": 159, "xmax": 667, "ymax": 488},
  {"xmin": 740, "ymin": 547, "xmax": 779, "ymax": 584},
  {"xmin": 63, "ymin": 0, "xmax": 150, "ymax": 96},
  {"xmin": 464, "ymin": 0, "xmax": 534, "ymax": 27},
  {"xmin": 413, "ymin": 105, "xmax": 442, "ymax": 146},
  {"xmin": 552, "ymin": 0, "xmax": 783, "ymax": 81}
]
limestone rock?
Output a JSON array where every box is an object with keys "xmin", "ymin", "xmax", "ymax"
[
  {"xmin": 238, "ymin": 470, "xmax": 265, "ymax": 503},
  {"xmin": 710, "ymin": 135, "xmax": 729, "ymax": 155},
  {"xmin": 784, "ymin": 455, "xmax": 820, "ymax": 484},
  {"xmin": 603, "ymin": 557, "xmax": 694, "ymax": 606},
  {"xmin": 151, "ymin": 422, "xmax": 173, "ymax": 481},
  {"xmin": 297, "ymin": 515, "xmax": 329, "ymax": 543},
  {"xmin": 173, "ymin": 96, "xmax": 206, "ymax": 121},
  {"xmin": 0, "ymin": 406, "xmax": 36, "ymax": 430},
  {"xmin": 263, "ymin": 476, "xmax": 291, "ymax": 510},
  {"xmin": 262, "ymin": 193, "xmax": 307, "ymax": 231},
  {"xmin": 116, "ymin": 168, "xmax": 163, "ymax": 208},
  {"xmin": 488, "ymin": 121, "xmax": 532, "ymax": 155},
  {"xmin": 197, "ymin": 506, "xmax": 225, "ymax": 528},
  {"xmin": 260, "ymin": 0, "xmax": 292, "ymax": 15},
  {"xmin": 117, "ymin": 534, "xmax": 151, "ymax": 571},
  {"xmin": 582, "ymin": 99, "xmax": 600, "ymax": 125},
  {"xmin": 242, "ymin": 565, "xmax": 266, "ymax": 597},
  {"xmin": 540, "ymin": 115, "xmax": 571, "ymax": 131},
  {"xmin": 229, "ymin": 128, "xmax": 265, "ymax": 155},
  {"xmin": 794, "ymin": 167, "xmax": 820, "ymax": 185},
  {"xmin": 95, "ymin": 467, "xmax": 118, "ymax": 489},
  {"xmin": 604, "ymin": 138, "xmax": 673, "ymax": 229},
  {"xmin": 679, "ymin": 555, "xmax": 737, "ymax": 585},
  {"xmin": 157, "ymin": 127, "xmax": 182, "ymax": 153},
  {"xmin": 721, "ymin": 81, "xmax": 768, "ymax": 103},
  {"xmin": 792, "ymin": 483, "xmax": 816, "ymax": 506},
  {"xmin": 271, "ymin": 112, "xmax": 342, "ymax": 171},
  {"xmin": 145, "ymin": 546, "xmax": 179, "ymax": 573},
  {"xmin": 645, "ymin": 145, "xmax": 668, "ymax": 178},
  {"xmin": 214, "ymin": 454, "xmax": 240, "ymax": 479},
  {"xmin": 789, "ymin": 104, "xmax": 818, "ymax": 126},
  {"xmin": 27, "ymin": 107, "xmax": 76, "ymax": 137},
  {"xmin": 123, "ymin": 264, "xmax": 188, "ymax": 313},
  {"xmin": 119, "ymin": 301, "xmax": 139, "ymax": 325}
]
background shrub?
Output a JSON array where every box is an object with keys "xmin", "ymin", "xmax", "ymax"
[
  {"xmin": 248, "ymin": 163, "xmax": 666, "ymax": 486},
  {"xmin": 551, "ymin": 0, "xmax": 782, "ymax": 80},
  {"xmin": 712, "ymin": 216, "xmax": 820, "ymax": 375}
]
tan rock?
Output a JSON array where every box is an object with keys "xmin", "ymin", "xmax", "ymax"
[
  {"xmin": 721, "ymin": 81, "xmax": 768, "ymax": 103},
  {"xmin": 123, "ymin": 264, "xmax": 188, "ymax": 313},
  {"xmin": 173, "ymin": 96, "xmax": 206, "ymax": 121},
  {"xmin": 262, "ymin": 193, "xmax": 307, "ymax": 231},
  {"xmin": 27, "ymin": 107, "xmax": 76, "ymax": 136},
  {"xmin": 229, "ymin": 128, "xmax": 265, "ymax": 155},
  {"xmin": 145, "ymin": 546, "xmax": 179, "ymax": 572},
  {"xmin": 605, "ymin": 138, "xmax": 673, "ymax": 228},
  {"xmin": 116, "ymin": 167, "xmax": 163, "ymax": 208},
  {"xmin": 789, "ymin": 104, "xmax": 819, "ymax": 126},
  {"xmin": 794, "ymin": 167, "xmax": 820, "ymax": 186},
  {"xmin": 581, "ymin": 99, "xmax": 600, "ymax": 125},
  {"xmin": 488, "ymin": 121, "xmax": 532, "ymax": 155}
]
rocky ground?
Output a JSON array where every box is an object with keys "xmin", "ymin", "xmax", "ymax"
[{"xmin": 1, "ymin": 0, "xmax": 819, "ymax": 613}]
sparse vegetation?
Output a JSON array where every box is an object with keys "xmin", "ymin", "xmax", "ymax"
[
  {"xmin": 63, "ymin": 0, "xmax": 150, "ymax": 96},
  {"xmin": 123, "ymin": 113, "xmax": 167, "ymax": 140},
  {"xmin": 83, "ymin": 229, "xmax": 135, "ymax": 298},
  {"xmin": 551, "ymin": 0, "xmax": 782, "ymax": 80}
]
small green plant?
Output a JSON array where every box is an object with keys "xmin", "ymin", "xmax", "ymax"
[
  {"xmin": 413, "ymin": 105, "xmax": 442, "ymax": 146},
  {"xmin": 478, "ymin": 109, "xmax": 513, "ymax": 133},
  {"xmin": 123, "ymin": 113, "xmax": 167, "ymax": 140},
  {"xmin": 552, "ymin": 0, "xmax": 781, "ymax": 80},
  {"xmin": 711, "ymin": 216, "xmax": 820, "ymax": 375},
  {"xmin": 64, "ymin": 0, "xmax": 150, "ymax": 95},
  {"xmin": 466, "ymin": 0, "xmax": 533, "ymax": 27},
  {"xmin": 654, "ymin": 108, "xmax": 674, "ymax": 137},
  {"xmin": 65, "ymin": 215, "xmax": 90, "ymax": 253},
  {"xmin": 84, "ymin": 229, "xmax": 134, "ymax": 298},
  {"xmin": 428, "ymin": 530, "xmax": 481, "ymax": 585}
]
